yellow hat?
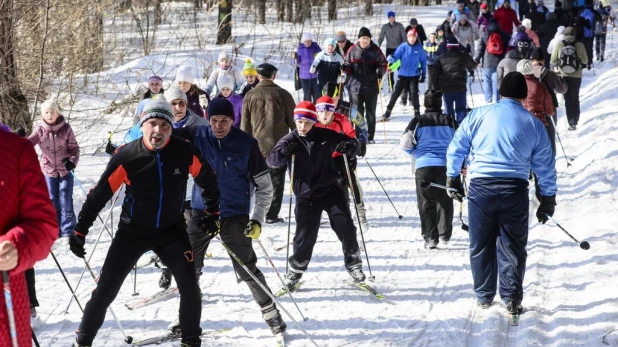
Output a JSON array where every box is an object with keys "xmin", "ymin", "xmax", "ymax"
[{"xmin": 243, "ymin": 58, "xmax": 257, "ymax": 76}]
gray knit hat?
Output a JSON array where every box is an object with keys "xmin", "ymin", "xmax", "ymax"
[
  {"xmin": 164, "ymin": 85, "xmax": 187, "ymax": 103},
  {"xmin": 139, "ymin": 97, "xmax": 174, "ymax": 127}
]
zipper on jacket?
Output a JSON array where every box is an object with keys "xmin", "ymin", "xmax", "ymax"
[
  {"xmin": 218, "ymin": 140, "xmax": 229, "ymax": 171},
  {"xmin": 52, "ymin": 132, "xmax": 58, "ymax": 177},
  {"xmin": 155, "ymin": 152, "xmax": 164, "ymax": 230}
]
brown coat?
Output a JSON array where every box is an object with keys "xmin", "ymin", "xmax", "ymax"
[
  {"xmin": 522, "ymin": 75, "xmax": 555, "ymax": 125},
  {"xmin": 241, "ymin": 79, "xmax": 296, "ymax": 158}
]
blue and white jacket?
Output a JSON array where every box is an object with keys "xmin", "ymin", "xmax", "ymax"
[
  {"xmin": 400, "ymin": 109, "xmax": 457, "ymax": 169},
  {"xmin": 446, "ymin": 99, "xmax": 557, "ymax": 196},
  {"xmin": 387, "ymin": 41, "xmax": 427, "ymax": 77},
  {"xmin": 310, "ymin": 51, "xmax": 344, "ymax": 87}
]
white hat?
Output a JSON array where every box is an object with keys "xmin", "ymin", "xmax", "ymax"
[
  {"xmin": 40, "ymin": 99, "xmax": 60, "ymax": 114},
  {"xmin": 175, "ymin": 65, "xmax": 195, "ymax": 84},
  {"xmin": 139, "ymin": 98, "xmax": 174, "ymax": 127},
  {"xmin": 301, "ymin": 32, "xmax": 313, "ymax": 42},
  {"xmin": 164, "ymin": 85, "xmax": 187, "ymax": 103},
  {"xmin": 218, "ymin": 51, "xmax": 230, "ymax": 62},
  {"xmin": 516, "ymin": 59, "xmax": 534, "ymax": 75},
  {"xmin": 218, "ymin": 75, "xmax": 235, "ymax": 91},
  {"xmin": 522, "ymin": 18, "xmax": 532, "ymax": 30}
]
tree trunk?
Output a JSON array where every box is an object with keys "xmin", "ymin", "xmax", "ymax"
[
  {"xmin": 0, "ymin": 0, "xmax": 31, "ymax": 130},
  {"xmin": 258, "ymin": 0, "xmax": 266, "ymax": 24},
  {"xmin": 154, "ymin": 0, "xmax": 162, "ymax": 25},
  {"xmin": 420, "ymin": 0, "xmax": 429, "ymax": 5},
  {"xmin": 327, "ymin": 0, "xmax": 336, "ymax": 21},
  {"xmin": 286, "ymin": 0, "xmax": 293, "ymax": 22},
  {"xmin": 217, "ymin": 0, "xmax": 232, "ymax": 44},
  {"xmin": 364, "ymin": 0, "xmax": 373, "ymax": 16},
  {"xmin": 277, "ymin": 0, "xmax": 285, "ymax": 21},
  {"xmin": 304, "ymin": 0, "xmax": 311, "ymax": 19}
]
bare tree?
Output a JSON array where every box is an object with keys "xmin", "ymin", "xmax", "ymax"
[
  {"xmin": 258, "ymin": 0, "xmax": 266, "ymax": 24},
  {"xmin": 365, "ymin": 0, "xmax": 373, "ymax": 16},
  {"xmin": 286, "ymin": 0, "xmax": 293, "ymax": 22},
  {"xmin": 327, "ymin": 0, "xmax": 336, "ymax": 20},
  {"xmin": 217, "ymin": 0, "xmax": 232, "ymax": 44},
  {"xmin": 276, "ymin": 0, "xmax": 285, "ymax": 21}
]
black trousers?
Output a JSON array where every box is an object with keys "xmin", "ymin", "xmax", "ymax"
[
  {"xmin": 595, "ymin": 34, "xmax": 606, "ymax": 59},
  {"xmin": 187, "ymin": 209, "xmax": 210, "ymax": 275},
  {"xmin": 386, "ymin": 76, "xmax": 420, "ymax": 113},
  {"xmin": 333, "ymin": 156, "xmax": 362, "ymax": 204},
  {"xmin": 77, "ymin": 223, "xmax": 201, "ymax": 344},
  {"xmin": 267, "ymin": 164, "xmax": 287, "ymax": 220},
  {"xmin": 563, "ymin": 77, "xmax": 582, "ymax": 126},
  {"xmin": 385, "ymin": 48, "xmax": 396, "ymax": 92},
  {"xmin": 25, "ymin": 268, "xmax": 39, "ymax": 308},
  {"xmin": 350, "ymin": 93, "xmax": 378, "ymax": 142},
  {"xmin": 289, "ymin": 185, "xmax": 361, "ymax": 273},
  {"xmin": 414, "ymin": 167, "xmax": 454, "ymax": 245},
  {"xmin": 583, "ymin": 37, "xmax": 594, "ymax": 64}
]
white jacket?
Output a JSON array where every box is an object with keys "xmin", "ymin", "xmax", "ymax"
[
  {"xmin": 547, "ymin": 27, "xmax": 566, "ymax": 55},
  {"xmin": 205, "ymin": 64, "xmax": 244, "ymax": 95}
]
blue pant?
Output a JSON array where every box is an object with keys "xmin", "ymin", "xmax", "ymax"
[
  {"xmin": 45, "ymin": 173, "xmax": 75, "ymax": 237},
  {"xmin": 443, "ymin": 92, "xmax": 467, "ymax": 124},
  {"xmin": 468, "ymin": 178, "xmax": 529, "ymax": 304},
  {"xmin": 482, "ymin": 68, "xmax": 499, "ymax": 104},
  {"xmin": 300, "ymin": 78, "xmax": 320, "ymax": 103}
]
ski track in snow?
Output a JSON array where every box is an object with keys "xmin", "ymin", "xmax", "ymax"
[{"xmin": 28, "ymin": 3, "xmax": 618, "ymax": 346}]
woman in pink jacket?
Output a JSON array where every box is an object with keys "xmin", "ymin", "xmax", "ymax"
[{"xmin": 29, "ymin": 99, "xmax": 80, "ymax": 238}]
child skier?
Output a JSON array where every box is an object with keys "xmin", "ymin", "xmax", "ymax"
[
  {"xmin": 238, "ymin": 58, "xmax": 259, "ymax": 97},
  {"xmin": 205, "ymin": 51, "xmax": 244, "ymax": 97},
  {"xmin": 215, "ymin": 75, "xmax": 243, "ymax": 127},
  {"xmin": 310, "ymin": 38, "xmax": 344, "ymax": 93},
  {"xmin": 28, "ymin": 99, "xmax": 80, "ymax": 238},
  {"xmin": 176, "ymin": 65, "xmax": 210, "ymax": 118}
]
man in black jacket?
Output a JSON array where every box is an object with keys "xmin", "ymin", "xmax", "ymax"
[
  {"xmin": 267, "ymin": 101, "xmax": 365, "ymax": 289},
  {"xmin": 536, "ymin": 13, "xmax": 562, "ymax": 67},
  {"xmin": 70, "ymin": 99, "xmax": 220, "ymax": 347},
  {"xmin": 405, "ymin": 18, "xmax": 428, "ymax": 44},
  {"xmin": 432, "ymin": 37, "xmax": 477, "ymax": 123}
]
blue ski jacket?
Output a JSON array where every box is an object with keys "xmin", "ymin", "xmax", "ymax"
[{"xmin": 387, "ymin": 41, "xmax": 427, "ymax": 77}]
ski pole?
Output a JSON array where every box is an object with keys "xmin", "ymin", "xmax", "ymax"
[
  {"xmin": 420, "ymin": 180, "xmax": 458, "ymax": 192},
  {"xmin": 256, "ymin": 240, "xmax": 308, "ymax": 321},
  {"xmin": 363, "ymin": 158, "xmax": 403, "ymax": 219},
  {"xmin": 344, "ymin": 154, "xmax": 375, "ymax": 281},
  {"xmin": 50, "ymin": 251, "xmax": 84, "ymax": 313},
  {"xmin": 285, "ymin": 154, "xmax": 295, "ymax": 275},
  {"xmin": 82, "ymin": 258, "xmax": 133, "ymax": 344},
  {"xmin": 71, "ymin": 171, "xmax": 114, "ymax": 238},
  {"xmin": 32, "ymin": 330, "xmax": 40, "ymax": 347},
  {"xmin": 476, "ymin": 68, "xmax": 484, "ymax": 95},
  {"xmin": 548, "ymin": 116, "xmax": 573, "ymax": 167},
  {"xmin": 545, "ymin": 214, "xmax": 590, "ymax": 250},
  {"xmin": 65, "ymin": 190, "xmax": 121, "ymax": 313},
  {"xmin": 377, "ymin": 79, "xmax": 388, "ymax": 144},
  {"xmin": 468, "ymin": 82, "xmax": 475, "ymax": 109},
  {"xmin": 132, "ymin": 266, "xmax": 139, "ymax": 296},
  {"xmin": 460, "ymin": 176, "xmax": 469, "ymax": 231},
  {"xmin": 217, "ymin": 238, "xmax": 319, "ymax": 347},
  {"xmin": 2, "ymin": 271, "xmax": 18, "ymax": 347}
]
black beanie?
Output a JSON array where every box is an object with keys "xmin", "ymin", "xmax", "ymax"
[
  {"xmin": 207, "ymin": 98, "xmax": 235, "ymax": 119},
  {"xmin": 256, "ymin": 63, "xmax": 278, "ymax": 78},
  {"xmin": 499, "ymin": 72, "xmax": 528, "ymax": 99},
  {"xmin": 424, "ymin": 89, "xmax": 443, "ymax": 110},
  {"xmin": 531, "ymin": 49, "xmax": 544, "ymax": 61},
  {"xmin": 358, "ymin": 27, "xmax": 372, "ymax": 38}
]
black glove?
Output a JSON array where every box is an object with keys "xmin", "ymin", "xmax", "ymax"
[
  {"xmin": 15, "ymin": 128, "xmax": 26, "ymax": 138},
  {"xmin": 469, "ymin": 71, "xmax": 475, "ymax": 82},
  {"xmin": 105, "ymin": 140, "xmax": 118, "ymax": 155},
  {"xmin": 419, "ymin": 74, "xmax": 426, "ymax": 83},
  {"xmin": 536, "ymin": 195, "xmax": 556, "ymax": 224},
  {"xmin": 69, "ymin": 232, "xmax": 86, "ymax": 258},
  {"xmin": 335, "ymin": 140, "xmax": 358, "ymax": 157},
  {"xmin": 358, "ymin": 143, "xmax": 367, "ymax": 157},
  {"xmin": 64, "ymin": 159, "xmax": 76, "ymax": 172},
  {"xmin": 282, "ymin": 142, "xmax": 299, "ymax": 157},
  {"xmin": 446, "ymin": 176, "xmax": 465, "ymax": 202},
  {"xmin": 199, "ymin": 212, "xmax": 221, "ymax": 240}
]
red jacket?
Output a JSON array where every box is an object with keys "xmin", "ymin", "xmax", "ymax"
[
  {"xmin": 522, "ymin": 75, "xmax": 555, "ymax": 125},
  {"xmin": 0, "ymin": 131, "xmax": 58, "ymax": 346},
  {"xmin": 315, "ymin": 113, "xmax": 356, "ymax": 157},
  {"xmin": 493, "ymin": 7, "xmax": 520, "ymax": 35}
]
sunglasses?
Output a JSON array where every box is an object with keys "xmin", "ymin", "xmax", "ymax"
[
  {"xmin": 337, "ymin": 40, "xmax": 346, "ymax": 43},
  {"xmin": 171, "ymin": 101, "xmax": 186, "ymax": 107}
]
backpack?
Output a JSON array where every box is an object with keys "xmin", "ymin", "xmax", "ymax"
[
  {"xmin": 487, "ymin": 32, "xmax": 504, "ymax": 55},
  {"xmin": 559, "ymin": 40, "xmax": 580, "ymax": 74},
  {"xmin": 517, "ymin": 40, "xmax": 532, "ymax": 58}
]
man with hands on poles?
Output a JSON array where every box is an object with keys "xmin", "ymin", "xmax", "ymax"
[
  {"xmin": 69, "ymin": 99, "xmax": 221, "ymax": 347},
  {"xmin": 267, "ymin": 101, "xmax": 366, "ymax": 289},
  {"xmin": 171, "ymin": 98, "xmax": 287, "ymax": 336},
  {"xmin": 444, "ymin": 71, "xmax": 557, "ymax": 317}
]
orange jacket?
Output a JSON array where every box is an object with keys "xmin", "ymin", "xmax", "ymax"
[
  {"xmin": 314, "ymin": 113, "xmax": 356, "ymax": 157},
  {"xmin": 523, "ymin": 75, "xmax": 555, "ymax": 125}
]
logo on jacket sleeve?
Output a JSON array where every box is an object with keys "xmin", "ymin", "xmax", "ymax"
[{"xmin": 173, "ymin": 168, "xmax": 181, "ymax": 175}]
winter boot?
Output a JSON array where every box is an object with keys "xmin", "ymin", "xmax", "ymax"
[
  {"xmin": 477, "ymin": 299, "xmax": 493, "ymax": 309},
  {"xmin": 380, "ymin": 110, "xmax": 391, "ymax": 122},
  {"xmin": 168, "ymin": 318, "xmax": 181, "ymax": 334},
  {"xmin": 283, "ymin": 271, "xmax": 302, "ymax": 289},
  {"xmin": 73, "ymin": 338, "xmax": 92, "ymax": 347},
  {"xmin": 159, "ymin": 268, "xmax": 172, "ymax": 290},
  {"xmin": 262, "ymin": 303, "xmax": 287, "ymax": 335},
  {"xmin": 356, "ymin": 203, "xmax": 368, "ymax": 225},
  {"xmin": 265, "ymin": 216, "xmax": 285, "ymax": 224},
  {"xmin": 180, "ymin": 335, "xmax": 201, "ymax": 347},
  {"xmin": 506, "ymin": 300, "xmax": 523, "ymax": 314},
  {"xmin": 424, "ymin": 242, "xmax": 437, "ymax": 250},
  {"xmin": 568, "ymin": 125, "xmax": 577, "ymax": 131},
  {"xmin": 347, "ymin": 265, "xmax": 366, "ymax": 283}
]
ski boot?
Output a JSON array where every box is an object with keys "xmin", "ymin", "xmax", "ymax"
[
  {"xmin": 477, "ymin": 299, "xmax": 493, "ymax": 309},
  {"xmin": 73, "ymin": 338, "xmax": 92, "ymax": 347},
  {"xmin": 283, "ymin": 271, "xmax": 302, "ymax": 289},
  {"xmin": 380, "ymin": 110, "xmax": 391, "ymax": 122},
  {"xmin": 347, "ymin": 265, "xmax": 366, "ymax": 283},
  {"xmin": 180, "ymin": 335, "xmax": 201, "ymax": 346},
  {"xmin": 506, "ymin": 300, "xmax": 523, "ymax": 314},
  {"xmin": 159, "ymin": 268, "xmax": 172, "ymax": 289},
  {"xmin": 263, "ymin": 304, "xmax": 287, "ymax": 335}
]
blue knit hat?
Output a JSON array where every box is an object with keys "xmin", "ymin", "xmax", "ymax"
[
  {"xmin": 387, "ymin": 11, "xmax": 395, "ymax": 18},
  {"xmin": 324, "ymin": 38, "xmax": 337, "ymax": 47}
]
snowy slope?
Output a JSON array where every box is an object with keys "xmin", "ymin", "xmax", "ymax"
[{"xmin": 29, "ymin": 3, "xmax": 618, "ymax": 347}]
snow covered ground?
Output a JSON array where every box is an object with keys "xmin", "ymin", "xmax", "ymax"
[{"xmin": 30, "ymin": 2, "xmax": 618, "ymax": 346}]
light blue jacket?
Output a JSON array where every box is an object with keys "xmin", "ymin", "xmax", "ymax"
[
  {"xmin": 446, "ymin": 99, "xmax": 557, "ymax": 196},
  {"xmin": 387, "ymin": 42, "xmax": 427, "ymax": 77}
]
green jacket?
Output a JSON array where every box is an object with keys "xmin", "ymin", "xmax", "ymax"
[{"xmin": 550, "ymin": 35, "xmax": 588, "ymax": 79}]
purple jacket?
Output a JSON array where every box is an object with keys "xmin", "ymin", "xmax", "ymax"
[
  {"xmin": 28, "ymin": 116, "xmax": 80, "ymax": 178},
  {"xmin": 477, "ymin": 13, "xmax": 493, "ymax": 32},
  {"xmin": 216, "ymin": 93, "xmax": 244, "ymax": 127},
  {"xmin": 186, "ymin": 86, "xmax": 210, "ymax": 119},
  {"xmin": 296, "ymin": 42, "xmax": 321, "ymax": 80}
]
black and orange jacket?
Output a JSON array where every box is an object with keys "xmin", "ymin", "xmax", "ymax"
[{"xmin": 75, "ymin": 136, "xmax": 219, "ymax": 235}]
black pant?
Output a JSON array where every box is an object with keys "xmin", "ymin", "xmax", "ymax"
[
  {"xmin": 350, "ymin": 92, "xmax": 378, "ymax": 142},
  {"xmin": 77, "ymin": 223, "xmax": 201, "ymax": 344},
  {"xmin": 333, "ymin": 156, "xmax": 362, "ymax": 204},
  {"xmin": 289, "ymin": 185, "xmax": 361, "ymax": 273},
  {"xmin": 385, "ymin": 48, "xmax": 396, "ymax": 92},
  {"xmin": 595, "ymin": 34, "xmax": 606, "ymax": 59},
  {"xmin": 583, "ymin": 37, "xmax": 594, "ymax": 64},
  {"xmin": 386, "ymin": 76, "xmax": 420, "ymax": 113},
  {"xmin": 415, "ymin": 167, "xmax": 454, "ymax": 245},
  {"xmin": 187, "ymin": 209, "xmax": 211, "ymax": 275},
  {"xmin": 25, "ymin": 268, "xmax": 39, "ymax": 308},
  {"xmin": 267, "ymin": 164, "xmax": 287, "ymax": 220},
  {"xmin": 563, "ymin": 77, "xmax": 582, "ymax": 126},
  {"xmin": 426, "ymin": 65, "xmax": 435, "ymax": 91}
]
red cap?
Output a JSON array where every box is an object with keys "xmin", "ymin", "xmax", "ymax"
[
  {"xmin": 480, "ymin": 2, "xmax": 488, "ymax": 9},
  {"xmin": 407, "ymin": 29, "xmax": 418, "ymax": 38}
]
